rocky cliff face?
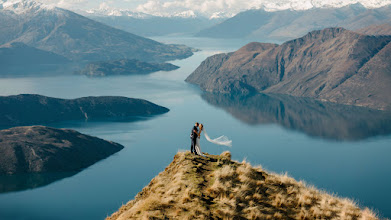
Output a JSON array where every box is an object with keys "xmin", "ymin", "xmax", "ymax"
[
  {"xmin": 186, "ymin": 27, "xmax": 391, "ymax": 110},
  {"xmin": 0, "ymin": 94, "xmax": 169, "ymax": 126},
  {"xmin": 107, "ymin": 151, "xmax": 377, "ymax": 219},
  {"xmin": 0, "ymin": 126, "xmax": 123, "ymax": 174}
]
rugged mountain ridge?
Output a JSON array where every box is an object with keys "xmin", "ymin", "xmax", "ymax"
[
  {"xmin": 107, "ymin": 151, "xmax": 377, "ymax": 219},
  {"xmin": 196, "ymin": 4, "xmax": 391, "ymax": 41},
  {"xmin": 0, "ymin": 94, "xmax": 169, "ymax": 126},
  {"xmin": 186, "ymin": 27, "xmax": 391, "ymax": 110},
  {"xmin": 0, "ymin": 126, "xmax": 124, "ymax": 174},
  {"xmin": 0, "ymin": 0, "xmax": 194, "ymax": 62}
]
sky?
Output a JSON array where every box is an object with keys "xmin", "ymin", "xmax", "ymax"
[{"xmin": 37, "ymin": 0, "xmax": 391, "ymax": 17}]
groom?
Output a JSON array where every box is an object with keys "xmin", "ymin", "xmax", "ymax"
[{"xmin": 190, "ymin": 122, "xmax": 199, "ymax": 155}]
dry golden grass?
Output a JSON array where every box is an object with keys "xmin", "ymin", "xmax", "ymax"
[{"xmin": 107, "ymin": 151, "xmax": 378, "ymax": 220}]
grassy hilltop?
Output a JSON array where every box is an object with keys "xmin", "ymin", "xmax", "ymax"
[{"xmin": 108, "ymin": 151, "xmax": 377, "ymax": 219}]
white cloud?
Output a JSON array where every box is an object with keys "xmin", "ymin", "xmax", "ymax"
[
  {"xmin": 135, "ymin": 0, "xmax": 391, "ymax": 17},
  {"xmin": 37, "ymin": 0, "xmax": 90, "ymax": 9}
]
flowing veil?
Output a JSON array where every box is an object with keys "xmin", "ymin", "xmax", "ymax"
[
  {"xmin": 194, "ymin": 126, "xmax": 232, "ymax": 157},
  {"xmin": 203, "ymin": 128, "xmax": 232, "ymax": 147}
]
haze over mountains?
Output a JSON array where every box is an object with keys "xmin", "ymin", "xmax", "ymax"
[
  {"xmin": 86, "ymin": 15, "xmax": 222, "ymax": 37},
  {"xmin": 186, "ymin": 27, "xmax": 391, "ymax": 110},
  {"xmin": 80, "ymin": 6, "xmax": 227, "ymax": 37},
  {"xmin": 0, "ymin": 0, "xmax": 194, "ymax": 63},
  {"xmin": 197, "ymin": 3, "xmax": 391, "ymax": 42}
]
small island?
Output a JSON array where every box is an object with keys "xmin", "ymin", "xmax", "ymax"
[
  {"xmin": 107, "ymin": 151, "xmax": 377, "ymax": 219},
  {"xmin": 0, "ymin": 94, "xmax": 169, "ymax": 126},
  {"xmin": 0, "ymin": 126, "xmax": 124, "ymax": 175},
  {"xmin": 78, "ymin": 59, "xmax": 179, "ymax": 77}
]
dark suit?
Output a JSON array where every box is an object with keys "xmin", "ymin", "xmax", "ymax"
[{"xmin": 191, "ymin": 126, "xmax": 198, "ymax": 154}]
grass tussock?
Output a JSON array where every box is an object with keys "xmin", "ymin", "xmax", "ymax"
[{"xmin": 107, "ymin": 151, "xmax": 378, "ymax": 220}]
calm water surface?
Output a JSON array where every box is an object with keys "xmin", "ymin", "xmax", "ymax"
[{"xmin": 0, "ymin": 37, "xmax": 390, "ymax": 219}]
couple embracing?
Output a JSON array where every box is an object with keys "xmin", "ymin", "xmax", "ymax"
[{"xmin": 190, "ymin": 122, "xmax": 204, "ymax": 156}]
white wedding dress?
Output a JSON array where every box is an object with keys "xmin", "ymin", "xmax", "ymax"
[
  {"xmin": 194, "ymin": 128, "xmax": 232, "ymax": 157},
  {"xmin": 194, "ymin": 137, "xmax": 204, "ymax": 156}
]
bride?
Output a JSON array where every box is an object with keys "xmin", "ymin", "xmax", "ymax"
[{"xmin": 194, "ymin": 124, "xmax": 232, "ymax": 157}]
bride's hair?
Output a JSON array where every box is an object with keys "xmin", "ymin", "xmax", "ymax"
[{"xmin": 200, "ymin": 124, "xmax": 203, "ymax": 130}]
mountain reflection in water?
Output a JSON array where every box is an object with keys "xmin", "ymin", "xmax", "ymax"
[
  {"xmin": 202, "ymin": 93, "xmax": 391, "ymax": 141},
  {"xmin": 0, "ymin": 172, "xmax": 77, "ymax": 193}
]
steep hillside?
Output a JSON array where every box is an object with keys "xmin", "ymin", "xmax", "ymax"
[
  {"xmin": 356, "ymin": 24, "xmax": 391, "ymax": 35},
  {"xmin": 0, "ymin": 42, "xmax": 69, "ymax": 65},
  {"xmin": 0, "ymin": 126, "xmax": 123, "ymax": 174},
  {"xmin": 186, "ymin": 27, "xmax": 391, "ymax": 110},
  {"xmin": 0, "ymin": 0, "xmax": 194, "ymax": 62},
  {"xmin": 108, "ymin": 151, "xmax": 377, "ymax": 219}
]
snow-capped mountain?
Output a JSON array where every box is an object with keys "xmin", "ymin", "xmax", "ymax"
[
  {"xmin": 84, "ymin": 8, "xmax": 153, "ymax": 18},
  {"xmin": 80, "ymin": 0, "xmax": 391, "ymax": 20},
  {"xmin": 0, "ymin": 0, "xmax": 55, "ymax": 14},
  {"xmin": 254, "ymin": 0, "xmax": 391, "ymax": 11},
  {"xmin": 84, "ymin": 8, "xmax": 206, "ymax": 19}
]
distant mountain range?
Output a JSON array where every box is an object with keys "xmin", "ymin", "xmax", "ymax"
[
  {"xmin": 86, "ymin": 15, "xmax": 222, "ymax": 37},
  {"xmin": 196, "ymin": 3, "xmax": 391, "ymax": 42},
  {"xmin": 81, "ymin": 7, "xmax": 233, "ymax": 20},
  {"xmin": 0, "ymin": 0, "xmax": 195, "ymax": 63},
  {"xmin": 186, "ymin": 26, "xmax": 391, "ymax": 110},
  {"xmin": 81, "ymin": 7, "xmax": 225, "ymax": 37}
]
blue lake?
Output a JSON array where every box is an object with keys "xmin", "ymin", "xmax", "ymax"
[{"xmin": 0, "ymin": 37, "xmax": 390, "ymax": 219}]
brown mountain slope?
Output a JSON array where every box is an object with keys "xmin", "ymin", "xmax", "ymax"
[
  {"xmin": 107, "ymin": 152, "xmax": 377, "ymax": 220},
  {"xmin": 186, "ymin": 27, "xmax": 391, "ymax": 110},
  {"xmin": 356, "ymin": 24, "xmax": 391, "ymax": 36}
]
